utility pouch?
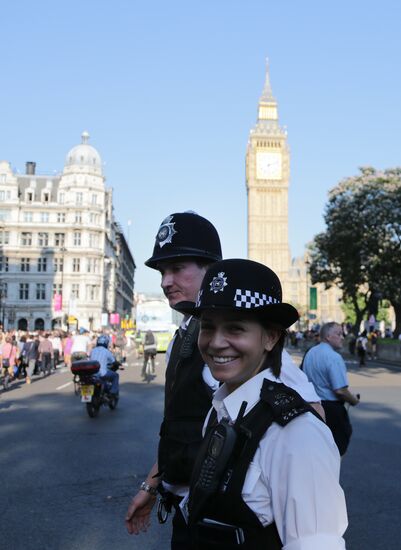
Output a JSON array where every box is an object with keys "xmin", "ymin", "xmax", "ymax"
[{"xmin": 195, "ymin": 518, "xmax": 245, "ymax": 546}]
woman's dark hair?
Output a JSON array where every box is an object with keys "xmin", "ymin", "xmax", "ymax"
[{"xmin": 259, "ymin": 319, "xmax": 287, "ymax": 378}]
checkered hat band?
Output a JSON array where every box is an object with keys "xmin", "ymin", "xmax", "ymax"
[{"xmin": 234, "ymin": 289, "xmax": 279, "ymax": 309}]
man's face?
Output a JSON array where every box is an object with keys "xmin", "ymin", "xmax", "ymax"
[
  {"xmin": 158, "ymin": 259, "xmax": 208, "ymax": 307},
  {"xmin": 326, "ymin": 325, "xmax": 344, "ymax": 350}
]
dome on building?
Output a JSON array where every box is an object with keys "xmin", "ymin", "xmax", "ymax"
[{"xmin": 64, "ymin": 131, "xmax": 103, "ymax": 176}]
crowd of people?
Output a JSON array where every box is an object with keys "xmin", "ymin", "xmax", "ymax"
[{"xmin": 0, "ymin": 328, "xmax": 131, "ymax": 387}]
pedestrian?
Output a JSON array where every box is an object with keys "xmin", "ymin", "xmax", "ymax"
[
  {"xmin": 125, "ymin": 212, "xmax": 323, "ymax": 548},
  {"xmin": 142, "ymin": 329, "xmax": 157, "ymax": 378},
  {"xmin": 38, "ymin": 333, "xmax": 54, "ymax": 376},
  {"xmin": 71, "ymin": 328, "xmax": 91, "ymax": 361},
  {"xmin": 186, "ymin": 259, "xmax": 347, "ymax": 548},
  {"xmin": 356, "ymin": 330, "xmax": 368, "ymax": 367},
  {"xmin": 303, "ymin": 322, "xmax": 360, "ymax": 455},
  {"xmin": 62, "ymin": 332, "xmax": 73, "ymax": 368},
  {"xmin": 1, "ymin": 336, "xmax": 18, "ymax": 380},
  {"xmin": 23, "ymin": 334, "xmax": 40, "ymax": 384}
]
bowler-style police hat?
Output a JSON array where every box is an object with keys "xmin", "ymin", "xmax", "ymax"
[
  {"xmin": 145, "ymin": 212, "xmax": 222, "ymax": 270},
  {"xmin": 176, "ymin": 258, "xmax": 299, "ymax": 328}
]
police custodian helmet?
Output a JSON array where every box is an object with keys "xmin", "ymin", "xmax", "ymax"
[
  {"xmin": 178, "ymin": 258, "xmax": 299, "ymax": 329},
  {"xmin": 145, "ymin": 212, "xmax": 222, "ymax": 270}
]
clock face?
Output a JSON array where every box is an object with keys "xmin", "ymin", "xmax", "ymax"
[{"xmin": 256, "ymin": 152, "xmax": 282, "ymax": 180}]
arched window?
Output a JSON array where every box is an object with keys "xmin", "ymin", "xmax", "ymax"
[
  {"xmin": 34, "ymin": 318, "xmax": 45, "ymax": 330},
  {"xmin": 18, "ymin": 318, "xmax": 28, "ymax": 331}
]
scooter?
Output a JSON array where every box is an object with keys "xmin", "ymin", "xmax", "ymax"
[{"xmin": 71, "ymin": 359, "xmax": 121, "ymax": 418}]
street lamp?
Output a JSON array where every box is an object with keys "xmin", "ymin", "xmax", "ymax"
[{"xmin": 305, "ymin": 258, "xmax": 310, "ymax": 331}]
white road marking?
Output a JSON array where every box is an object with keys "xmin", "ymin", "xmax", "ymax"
[{"xmin": 56, "ymin": 381, "xmax": 73, "ymax": 391}]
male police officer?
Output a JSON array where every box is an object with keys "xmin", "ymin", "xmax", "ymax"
[{"xmin": 125, "ymin": 212, "xmax": 322, "ymax": 549}]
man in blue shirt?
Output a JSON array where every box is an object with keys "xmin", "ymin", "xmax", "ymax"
[
  {"xmin": 90, "ymin": 335, "xmax": 119, "ymax": 396},
  {"xmin": 303, "ymin": 322, "xmax": 360, "ymax": 455}
]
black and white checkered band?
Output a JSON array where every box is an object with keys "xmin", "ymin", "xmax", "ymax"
[
  {"xmin": 196, "ymin": 290, "xmax": 204, "ymax": 307},
  {"xmin": 234, "ymin": 289, "xmax": 279, "ymax": 309}
]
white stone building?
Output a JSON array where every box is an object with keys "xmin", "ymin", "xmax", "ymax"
[{"xmin": 0, "ymin": 132, "xmax": 135, "ymax": 331}]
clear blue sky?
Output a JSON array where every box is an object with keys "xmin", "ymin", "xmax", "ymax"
[{"xmin": 1, "ymin": 0, "xmax": 400, "ymax": 293}]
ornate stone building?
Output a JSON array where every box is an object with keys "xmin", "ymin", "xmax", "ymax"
[
  {"xmin": 246, "ymin": 64, "xmax": 343, "ymax": 327},
  {"xmin": 0, "ymin": 132, "xmax": 135, "ymax": 331}
]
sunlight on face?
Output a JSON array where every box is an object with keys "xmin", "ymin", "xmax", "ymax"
[{"xmin": 198, "ymin": 310, "xmax": 280, "ymax": 393}]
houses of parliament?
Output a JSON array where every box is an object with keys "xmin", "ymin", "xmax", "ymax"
[{"xmin": 246, "ymin": 63, "xmax": 343, "ymax": 327}]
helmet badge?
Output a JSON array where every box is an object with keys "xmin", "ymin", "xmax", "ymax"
[
  {"xmin": 209, "ymin": 272, "xmax": 228, "ymax": 294},
  {"xmin": 156, "ymin": 215, "xmax": 177, "ymax": 248}
]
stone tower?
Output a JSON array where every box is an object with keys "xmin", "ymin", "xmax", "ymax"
[{"xmin": 246, "ymin": 61, "xmax": 290, "ymax": 291}]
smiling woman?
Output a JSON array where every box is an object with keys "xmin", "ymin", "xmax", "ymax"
[{"xmin": 186, "ymin": 258, "xmax": 348, "ymax": 550}]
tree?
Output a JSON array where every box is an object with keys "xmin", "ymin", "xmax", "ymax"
[{"xmin": 309, "ymin": 167, "xmax": 401, "ymax": 336}]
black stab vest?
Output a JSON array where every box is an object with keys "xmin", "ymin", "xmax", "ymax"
[
  {"xmin": 189, "ymin": 380, "xmax": 319, "ymax": 549},
  {"xmin": 158, "ymin": 319, "xmax": 213, "ymax": 485}
]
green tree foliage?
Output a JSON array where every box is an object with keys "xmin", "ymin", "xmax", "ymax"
[{"xmin": 309, "ymin": 167, "xmax": 401, "ymax": 336}]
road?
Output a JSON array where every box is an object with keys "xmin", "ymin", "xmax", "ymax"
[{"xmin": 1, "ymin": 350, "xmax": 401, "ymax": 549}]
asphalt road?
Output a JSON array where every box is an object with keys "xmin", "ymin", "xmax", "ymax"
[{"xmin": 1, "ymin": 350, "xmax": 401, "ymax": 549}]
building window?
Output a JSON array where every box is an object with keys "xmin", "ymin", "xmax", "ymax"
[
  {"xmin": 54, "ymin": 258, "xmax": 64, "ymax": 272},
  {"xmin": 72, "ymin": 258, "xmax": 80, "ymax": 272},
  {"xmin": 71, "ymin": 284, "xmax": 80, "ymax": 298},
  {"xmin": 38, "ymin": 232, "xmax": 49, "ymax": 247},
  {"xmin": 0, "ymin": 190, "xmax": 10, "ymax": 200},
  {"xmin": 73, "ymin": 232, "xmax": 81, "ymax": 246},
  {"xmin": 43, "ymin": 192, "xmax": 50, "ymax": 203},
  {"xmin": 21, "ymin": 258, "xmax": 30, "ymax": 272},
  {"xmin": 26, "ymin": 191, "xmax": 34, "ymax": 202},
  {"xmin": 0, "ymin": 231, "xmax": 9, "ymax": 245},
  {"xmin": 54, "ymin": 233, "xmax": 65, "ymax": 246},
  {"xmin": 23, "ymin": 211, "xmax": 33, "ymax": 222},
  {"xmin": 0, "ymin": 256, "xmax": 9, "ymax": 272},
  {"xmin": 89, "ymin": 233, "xmax": 99, "ymax": 248},
  {"xmin": 76, "ymin": 192, "xmax": 83, "ymax": 205},
  {"xmin": 36, "ymin": 283, "xmax": 46, "ymax": 300},
  {"xmin": 37, "ymin": 257, "xmax": 47, "ymax": 272},
  {"xmin": 21, "ymin": 232, "xmax": 32, "ymax": 246},
  {"xmin": 0, "ymin": 282, "xmax": 7, "ymax": 298},
  {"xmin": 19, "ymin": 283, "xmax": 29, "ymax": 300},
  {"xmin": 59, "ymin": 192, "xmax": 65, "ymax": 204},
  {"xmin": 86, "ymin": 284, "xmax": 99, "ymax": 301},
  {"xmin": 57, "ymin": 212, "xmax": 66, "ymax": 223},
  {"xmin": 53, "ymin": 283, "xmax": 62, "ymax": 296},
  {"xmin": 40, "ymin": 212, "xmax": 49, "ymax": 223},
  {"xmin": 91, "ymin": 194, "xmax": 97, "ymax": 205},
  {"xmin": 74, "ymin": 212, "xmax": 82, "ymax": 223}
]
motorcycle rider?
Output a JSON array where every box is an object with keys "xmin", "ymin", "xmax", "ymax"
[{"xmin": 90, "ymin": 335, "xmax": 119, "ymax": 396}]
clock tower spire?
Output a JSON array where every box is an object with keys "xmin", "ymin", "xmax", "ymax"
[{"xmin": 246, "ymin": 61, "xmax": 290, "ymax": 291}]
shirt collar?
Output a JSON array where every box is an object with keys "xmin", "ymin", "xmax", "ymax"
[{"xmin": 212, "ymin": 369, "xmax": 282, "ymax": 423}]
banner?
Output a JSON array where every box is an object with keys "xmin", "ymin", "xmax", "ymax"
[
  {"xmin": 109, "ymin": 313, "xmax": 120, "ymax": 325},
  {"xmin": 54, "ymin": 294, "xmax": 62, "ymax": 312},
  {"xmin": 309, "ymin": 287, "xmax": 318, "ymax": 310}
]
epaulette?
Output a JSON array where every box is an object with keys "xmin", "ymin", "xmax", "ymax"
[{"xmin": 260, "ymin": 380, "xmax": 311, "ymax": 426}]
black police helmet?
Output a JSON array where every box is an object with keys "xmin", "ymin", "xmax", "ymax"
[
  {"xmin": 145, "ymin": 212, "xmax": 222, "ymax": 270},
  {"xmin": 175, "ymin": 258, "xmax": 299, "ymax": 329}
]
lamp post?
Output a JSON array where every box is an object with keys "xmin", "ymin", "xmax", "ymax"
[{"xmin": 305, "ymin": 258, "xmax": 310, "ymax": 331}]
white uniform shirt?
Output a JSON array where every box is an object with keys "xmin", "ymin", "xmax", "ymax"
[
  {"xmin": 204, "ymin": 370, "xmax": 348, "ymax": 550},
  {"xmin": 163, "ymin": 318, "xmax": 321, "ymax": 498}
]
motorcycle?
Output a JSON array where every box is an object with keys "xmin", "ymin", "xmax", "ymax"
[{"xmin": 71, "ymin": 359, "xmax": 121, "ymax": 418}]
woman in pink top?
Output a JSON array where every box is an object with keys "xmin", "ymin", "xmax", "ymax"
[
  {"xmin": 2, "ymin": 337, "xmax": 18, "ymax": 378},
  {"xmin": 63, "ymin": 333, "xmax": 73, "ymax": 368}
]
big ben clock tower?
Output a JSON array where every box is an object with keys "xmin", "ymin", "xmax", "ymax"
[{"xmin": 246, "ymin": 61, "xmax": 290, "ymax": 291}]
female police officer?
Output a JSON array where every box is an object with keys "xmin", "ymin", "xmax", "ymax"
[{"xmin": 184, "ymin": 259, "xmax": 348, "ymax": 549}]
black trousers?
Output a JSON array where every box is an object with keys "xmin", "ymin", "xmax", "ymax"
[
  {"xmin": 171, "ymin": 507, "xmax": 192, "ymax": 550},
  {"xmin": 322, "ymin": 400, "xmax": 353, "ymax": 456}
]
